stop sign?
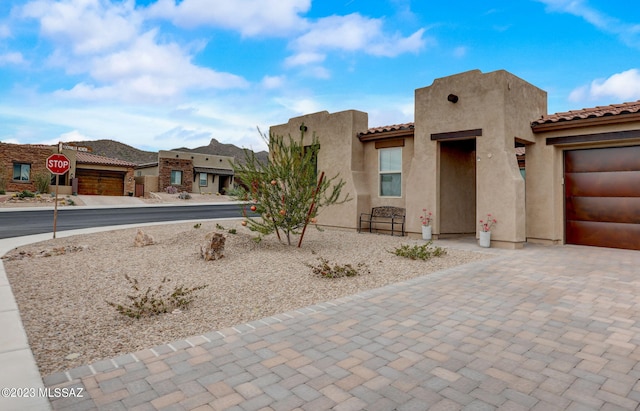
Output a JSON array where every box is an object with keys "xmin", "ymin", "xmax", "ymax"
[{"xmin": 46, "ymin": 154, "xmax": 71, "ymax": 175}]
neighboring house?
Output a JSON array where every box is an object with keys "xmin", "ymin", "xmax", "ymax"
[
  {"xmin": 0, "ymin": 143, "xmax": 135, "ymax": 196},
  {"xmin": 0, "ymin": 143, "xmax": 52, "ymax": 193},
  {"xmin": 151, "ymin": 150, "xmax": 235, "ymax": 194},
  {"xmin": 271, "ymin": 69, "xmax": 640, "ymax": 251},
  {"xmin": 74, "ymin": 151, "xmax": 136, "ymax": 196}
]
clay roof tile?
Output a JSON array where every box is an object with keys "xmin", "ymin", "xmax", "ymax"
[
  {"xmin": 532, "ymin": 100, "xmax": 640, "ymax": 126},
  {"xmin": 76, "ymin": 151, "xmax": 137, "ymax": 167}
]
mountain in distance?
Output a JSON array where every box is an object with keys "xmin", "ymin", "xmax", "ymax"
[
  {"xmin": 72, "ymin": 140, "xmax": 157, "ymax": 164},
  {"xmin": 173, "ymin": 138, "xmax": 269, "ymax": 165},
  {"xmin": 71, "ymin": 138, "xmax": 268, "ymax": 165}
]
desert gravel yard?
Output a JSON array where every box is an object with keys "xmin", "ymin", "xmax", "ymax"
[{"xmin": 3, "ymin": 220, "xmax": 491, "ymax": 376}]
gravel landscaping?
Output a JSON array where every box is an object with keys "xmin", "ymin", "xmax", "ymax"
[{"xmin": 3, "ymin": 220, "xmax": 491, "ymax": 376}]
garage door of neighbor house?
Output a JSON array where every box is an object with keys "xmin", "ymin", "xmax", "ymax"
[
  {"xmin": 76, "ymin": 169, "xmax": 125, "ymax": 196},
  {"xmin": 564, "ymin": 146, "xmax": 640, "ymax": 250}
]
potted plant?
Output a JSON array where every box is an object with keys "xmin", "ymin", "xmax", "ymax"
[
  {"xmin": 479, "ymin": 214, "xmax": 497, "ymax": 247},
  {"xmin": 419, "ymin": 209, "xmax": 433, "ymax": 240}
]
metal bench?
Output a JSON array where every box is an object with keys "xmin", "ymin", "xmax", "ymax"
[{"xmin": 358, "ymin": 206, "xmax": 406, "ymax": 236}]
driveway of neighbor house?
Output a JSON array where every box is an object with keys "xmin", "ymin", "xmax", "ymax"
[{"xmin": 37, "ymin": 240, "xmax": 640, "ymax": 411}]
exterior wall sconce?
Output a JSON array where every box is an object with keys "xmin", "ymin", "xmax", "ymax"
[{"xmin": 447, "ymin": 94, "xmax": 459, "ymax": 103}]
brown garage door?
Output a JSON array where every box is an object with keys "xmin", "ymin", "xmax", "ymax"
[
  {"xmin": 564, "ymin": 146, "xmax": 640, "ymax": 250},
  {"xmin": 76, "ymin": 169, "xmax": 125, "ymax": 196}
]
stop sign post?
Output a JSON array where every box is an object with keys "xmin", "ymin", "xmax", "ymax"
[{"xmin": 46, "ymin": 153, "xmax": 71, "ymax": 238}]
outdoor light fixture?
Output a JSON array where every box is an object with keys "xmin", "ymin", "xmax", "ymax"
[{"xmin": 447, "ymin": 94, "xmax": 459, "ymax": 103}]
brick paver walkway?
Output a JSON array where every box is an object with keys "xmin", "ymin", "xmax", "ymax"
[{"xmin": 45, "ymin": 241, "xmax": 640, "ymax": 410}]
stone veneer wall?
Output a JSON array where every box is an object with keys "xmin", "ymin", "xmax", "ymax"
[
  {"xmin": 159, "ymin": 158, "xmax": 193, "ymax": 192},
  {"xmin": 0, "ymin": 143, "xmax": 53, "ymax": 192},
  {"xmin": 124, "ymin": 168, "xmax": 135, "ymax": 195}
]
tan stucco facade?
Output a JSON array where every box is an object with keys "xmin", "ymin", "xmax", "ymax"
[
  {"xmin": 158, "ymin": 150, "xmax": 235, "ymax": 194},
  {"xmin": 271, "ymin": 69, "xmax": 640, "ymax": 249}
]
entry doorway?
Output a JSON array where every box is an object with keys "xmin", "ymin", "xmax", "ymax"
[{"xmin": 439, "ymin": 139, "xmax": 476, "ymax": 235}]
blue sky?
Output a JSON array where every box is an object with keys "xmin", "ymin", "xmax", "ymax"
[{"xmin": 0, "ymin": 0, "xmax": 638, "ymax": 152}]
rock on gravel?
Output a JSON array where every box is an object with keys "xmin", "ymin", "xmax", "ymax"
[{"xmin": 3, "ymin": 220, "xmax": 491, "ymax": 376}]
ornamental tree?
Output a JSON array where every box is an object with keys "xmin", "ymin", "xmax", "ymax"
[{"xmin": 230, "ymin": 127, "xmax": 350, "ymax": 246}]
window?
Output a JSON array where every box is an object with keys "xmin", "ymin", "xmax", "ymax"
[
  {"xmin": 13, "ymin": 163, "xmax": 31, "ymax": 181},
  {"xmin": 199, "ymin": 173, "xmax": 207, "ymax": 187},
  {"xmin": 170, "ymin": 170, "xmax": 182, "ymax": 185},
  {"xmin": 379, "ymin": 147, "xmax": 401, "ymax": 197}
]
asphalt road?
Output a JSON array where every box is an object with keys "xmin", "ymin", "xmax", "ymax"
[{"xmin": 0, "ymin": 204, "xmax": 249, "ymax": 239}]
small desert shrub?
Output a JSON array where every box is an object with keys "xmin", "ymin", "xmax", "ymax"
[
  {"xmin": 391, "ymin": 241, "xmax": 446, "ymax": 261},
  {"xmin": 193, "ymin": 223, "xmax": 202, "ymax": 229},
  {"xmin": 164, "ymin": 186, "xmax": 178, "ymax": 194},
  {"xmin": 66, "ymin": 197, "xmax": 76, "ymax": 206},
  {"xmin": 18, "ymin": 190, "xmax": 36, "ymax": 199},
  {"xmin": 306, "ymin": 257, "xmax": 369, "ymax": 278},
  {"xmin": 216, "ymin": 223, "xmax": 225, "ymax": 230},
  {"xmin": 0, "ymin": 171, "xmax": 5, "ymax": 193},
  {"xmin": 107, "ymin": 274, "xmax": 208, "ymax": 319},
  {"xmin": 227, "ymin": 228, "xmax": 237, "ymax": 234},
  {"xmin": 33, "ymin": 172, "xmax": 50, "ymax": 194},
  {"xmin": 178, "ymin": 191, "xmax": 192, "ymax": 200}
]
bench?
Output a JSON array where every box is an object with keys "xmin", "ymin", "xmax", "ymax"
[{"xmin": 358, "ymin": 206, "xmax": 406, "ymax": 236}]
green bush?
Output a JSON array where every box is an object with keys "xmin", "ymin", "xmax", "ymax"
[
  {"xmin": 106, "ymin": 274, "xmax": 208, "ymax": 319},
  {"xmin": 0, "ymin": 165, "xmax": 6, "ymax": 193},
  {"xmin": 391, "ymin": 241, "xmax": 447, "ymax": 261},
  {"xmin": 33, "ymin": 172, "xmax": 50, "ymax": 194},
  {"xmin": 18, "ymin": 190, "xmax": 36, "ymax": 199},
  {"xmin": 306, "ymin": 257, "xmax": 369, "ymax": 278}
]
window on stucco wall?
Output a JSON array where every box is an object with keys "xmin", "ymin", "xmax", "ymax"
[
  {"xmin": 199, "ymin": 173, "xmax": 207, "ymax": 187},
  {"xmin": 170, "ymin": 170, "xmax": 182, "ymax": 185},
  {"xmin": 13, "ymin": 163, "xmax": 31, "ymax": 181},
  {"xmin": 379, "ymin": 147, "xmax": 402, "ymax": 197}
]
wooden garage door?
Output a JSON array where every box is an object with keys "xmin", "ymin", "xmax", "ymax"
[
  {"xmin": 564, "ymin": 146, "xmax": 640, "ymax": 250},
  {"xmin": 76, "ymin": 169, "xmax": 125, "ymax": 196}
]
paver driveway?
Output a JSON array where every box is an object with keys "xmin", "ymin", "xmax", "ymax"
[{"xmin": 45, "ymin": 241, "xmax": 640, "ymax": 410}]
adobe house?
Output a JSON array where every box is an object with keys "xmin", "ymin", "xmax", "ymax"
[
  {"xmin": 151, "ymin": 150, "xmax": 235, "ymax": 194},
  {"xmin": 271, "ymin": 69, "xmax": 640, "ymax": 251}
]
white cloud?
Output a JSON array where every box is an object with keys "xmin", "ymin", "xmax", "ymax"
[
  {"xmin": 145, "ymin": 0, "xmax": 311, "ymax": 37},
  {"xmin": 569, "ymin": 69, "xmax": 640, "ymax": 102},
  {"xmin": 284, "ymin": 52, "xmax": 325, "ymax": 68},
  {"xmin": 20, "ymin": 1, "xmax": 248, "ymax": 102},
  {"xmin": 536, "ymin": 0, "xmax": 640, "ymax": 48},
  {"xmin": 261, "ymin": 75, "xmax": 286, "ymax": 89},
  {"xmin": 452, "ymin": 46, "xmax": 467, "ymax": 58},
  {"xmin": 0, "ymin": 52, "xmax": 25, "ymax": 65},
  {"xmin": 21, "ymin": 0, "xmax": 140, "ymax": 55},
  {"xmin": 291, "ymin": 13, "xmax": 427, "ymax": 58},
  {"xmin": 274, "ymin": 97, "xmax": 323, "ymax": 115},
  {"xmin": 0, "ymin": 24, "xmax": 10, "ymax": 39},
  {"xmin": 35, "ymin": 129, "xmax": 90, "ymax": 146}
]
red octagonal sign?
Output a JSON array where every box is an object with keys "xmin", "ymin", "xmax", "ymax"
[{"xmin": 46, "ymin": 153, "xmax": 71, "ymax": 175}]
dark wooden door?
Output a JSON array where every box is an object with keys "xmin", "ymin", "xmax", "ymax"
[
  {"xmin": 564, "ymin": 146, "xmax": 640, "ymax": 250},
  {"xmin": 77, "ymin": 169, "xmax": 125, "ymax": 196}
]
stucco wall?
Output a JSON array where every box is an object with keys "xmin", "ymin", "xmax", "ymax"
[
  {"xmin": 412, "ymin": 69, "xmax": 546, "ymax": 248},
  {"xmin": 270, "ymin": 110, "xmax": 369, "ymax": 230}
]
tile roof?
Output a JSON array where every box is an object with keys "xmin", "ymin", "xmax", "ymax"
[
  {"xmin": 532, "ymin": 100, "xmax": 640, "ymax": 126},
  {"xmin": 360, "ymin": 122, "xmax": 415, "ymax": 136},
  {"xmin": 76, "ymin": 151, "xmax": 137, "ymax": 167}
]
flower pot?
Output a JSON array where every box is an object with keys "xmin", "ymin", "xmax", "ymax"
[
  {"xmin": 421, "ymin": 225, "xmax": 432, "ymax": 241},
  {"xmin": 479, "ymin": 231, "xmax": 491, "ymax": 248}
]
